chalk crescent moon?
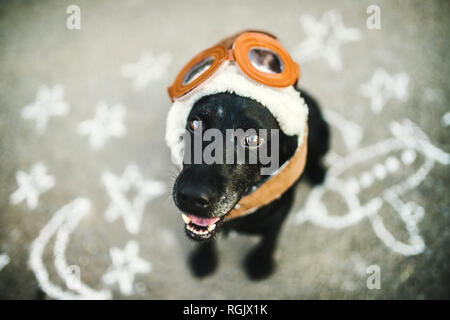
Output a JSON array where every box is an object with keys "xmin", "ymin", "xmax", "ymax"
[{"xmin": 29, "ymin": 198, "xmax": 111, "ymax": 300}]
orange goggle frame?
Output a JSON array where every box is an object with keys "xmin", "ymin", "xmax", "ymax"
[{"xmin": 168, "ymin": 31, "xmax": 301, "ymax": 101}]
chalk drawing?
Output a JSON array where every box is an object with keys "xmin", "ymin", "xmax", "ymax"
[
  {"xmin": 29, "ymin": 198, "xmax": 111, "ymax": 299},
  {"xmin": 102, "ymin": 163, "xmax": 166, "ymax": 234},
  {"xmin": 10, "ymin": 162, "xmax": 55, "ymax": 210},
  {"xmin": 120, "ymin": 51, "xmax": 172, "ymax": 91},
  {"xmin": 77, "ymin": 101, "xmax": 127, "ymax": 150},
  {"xmin": 102, "ymin": 240, "xmax": 151, "ymax": 296},
  {"xmin": 293, "ymin": 9, "xmax": 361, "ymax": 72},
  {"xmin": 442, "ymin": 112, "xmax": 450, "ymax": 127},
  {"xmin": 323, "ymin": 109, "xmax": 363, "ymax": 151},
  {"xmin": 0, "ymin": 253, "xmax": 10, "ymax": 272},
  {"xmin": 360, "ymin": 68, "xmax": 409, "ymax": 113},
  {"xmin": 423, "ymin": 88, "xmax": 442, "ymax": 103},
  {"xmin": 294, "ymin": 118, "xmax": 450, "ymax": 256},
  {"xmin": 21, "ymin": 84, "xmax": 69, "ymax": 134}
]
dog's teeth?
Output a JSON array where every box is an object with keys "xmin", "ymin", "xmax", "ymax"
[
  {"xmin": 186, "ymin": 223, "xmax": 204, "ymax": 235},
  {"xmin": 181, "ymin": 214, "xmax": 191, "ymax": 224},
  {"xmin": 234, "ymin": 203, "xmax": 241, "ymax": 209},
  {"xmin": 185, "ymin": 220, "xmax": 216, "ymax": 236}
]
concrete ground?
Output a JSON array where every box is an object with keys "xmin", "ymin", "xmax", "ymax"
[{"xmin": 0, "ymin": 0, "xmax": 449, "ymax": 299}]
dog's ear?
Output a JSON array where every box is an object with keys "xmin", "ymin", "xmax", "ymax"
[
  {"xmin": 297, "ymin": 88, "xmax": 330, "ymax": 155},
  {"xmin": 296, "ymin": 88, "xmax": 330, "ymax": 185}
]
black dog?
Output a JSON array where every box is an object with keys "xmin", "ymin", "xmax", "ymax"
[{"xmin": 173, "ymin": 88, "xmax": 329, "ymax": 280}]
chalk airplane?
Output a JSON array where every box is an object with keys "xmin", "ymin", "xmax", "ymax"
[{"xmin": 294, "ymin": 118, "xmax": 450, "ymax": 256}]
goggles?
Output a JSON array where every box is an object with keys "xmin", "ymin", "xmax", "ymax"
[{"xmin": 168, "ymin": 31, "xmax": 301, "ymax": 101}]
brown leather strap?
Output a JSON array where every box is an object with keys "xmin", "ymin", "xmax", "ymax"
[{"xmin": 224, "ymin": 126, "xmax": 308, "ymax": 221}]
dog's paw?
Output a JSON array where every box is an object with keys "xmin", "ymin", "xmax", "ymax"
[
  {"xmin": 188, "ymin": 242, "xmax": 218, "ymax": 278},
  {"xmin": 243, "ymin": 247, "xmax": 275, "ymax": 280}
]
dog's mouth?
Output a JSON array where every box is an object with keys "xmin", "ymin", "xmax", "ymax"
[{"xmin": 181, "ymin": 213, "xmax": 225, "ymax": 240}]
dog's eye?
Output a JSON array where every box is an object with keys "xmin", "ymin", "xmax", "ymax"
[
  {"xmin": 244, "ymin": 134, "xmax": 264, "ymax": 148},
  {"xmin": 188, "ymin": 119, "xmax": 202, "ymax": 132}
]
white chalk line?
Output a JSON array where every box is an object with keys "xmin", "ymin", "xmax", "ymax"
[
  {"xmin": 102, "ymin": 163, "xmax": 165, "ymax": 234},
  {"xmin": 29, "ymin": 198, "xmax": 111, "ymax": 300},
  {"xmin": 442, "ymin": 112, "xmax": 450, "ymax": 127},
  {"xmin": 323, "ymin": 109, "xmax": 363, "ymax": 151},
  {"xmin": 21, "ymin": 84, "xmax": 69, "ymax": 134},
  {"xmin": 102, "ymin": 240, "xmax": 151, "ymax": 296},
  {"xmin": 9, "ymin": 162, "xmax": 55, "ymax": 210},
  {"xmin": 294, "ymin": 118, "xmax": 450, "ymax": 256},
  {"xmin": 77, "ymin": 101, "xmax": 127, "ymax": 151},
  {"xmin": 360, "ymin": 68, "xmax": 409, "ymax": 113},
  {"xmin": 293, "ymin": 9, "xmax": 361, "ymax": 72},
  {"xmin": 0, "ymin": 253, "xmax": 10, "ymax": 272},
  {"xmin": 120, "ymin": 51, "xmax": 172, "ymax": 91}
]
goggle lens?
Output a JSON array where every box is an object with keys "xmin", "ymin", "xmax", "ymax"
[
  {"xmin": 248, "ymin": 47, "xmax": 285, "ymax": 74},
  {"xmin": 182, "ymin": 56, "xmax": 216, "ymax": 85}
]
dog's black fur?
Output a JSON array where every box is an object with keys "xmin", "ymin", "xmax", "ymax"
[{"xmin": 173, "ymin": 88, "xmax": 329, "ymax": 280}]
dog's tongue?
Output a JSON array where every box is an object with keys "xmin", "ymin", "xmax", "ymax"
[{"xmin": 189, "ymin": 214, "xmax": 220, "ymax": 227}]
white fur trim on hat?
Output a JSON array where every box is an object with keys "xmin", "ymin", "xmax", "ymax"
[{"xmin": 165, "ymin": 63, "xmax": 309, "ymax": 165}]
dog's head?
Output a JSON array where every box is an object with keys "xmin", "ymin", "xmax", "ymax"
[{"xmin": 172, "ymin": 92, "xmax": 298, "ymax": 241}]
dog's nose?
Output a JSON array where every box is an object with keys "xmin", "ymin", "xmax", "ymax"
[{"xmin": 177, "ymin": 186, "xmax": 212, "ymax": 209}]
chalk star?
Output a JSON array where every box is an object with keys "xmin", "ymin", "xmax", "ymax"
[
  {"xmin": 360, "ymin": 68, "xmax": 409, "ymax": 113},
  {"xmin": 102, "ymin": 163, "xmax": 165, "ymax": 234},
  {"xmin": 442, "ymin": 112, "xmax": 450, "ymax": 127},
  {"xmin": 0, "ymin": 253, "xmax": 10, "ymax": 272},
  {"xmin": 102, "ymin": 240, "xmax": 151, "ymax": 295},
  {"xmin": 78, "ymin": 101, "xmax": 127, "ymax": 150},
  {"xmin": 10, "ymin": 162, "xmax": 55, "ymax": 210},
  {"xmin": 121, "ymin": 51, "xmax": 172, "ymax": 90},
  {"xmin": 293, "ymin": 9, "xmax": 361, "ymax": 72},
  {"xmin": 21, "ymin": 84, "xmax": 69, "ymax": 134}
]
